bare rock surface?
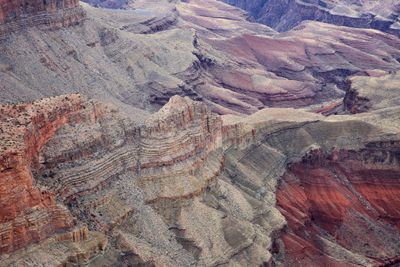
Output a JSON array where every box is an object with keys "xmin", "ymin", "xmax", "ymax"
[
  {"xmin": 223, "ymin": 0, "xmax": 400, "ymax": 35},
  {"xmin": 1, "ymin": 0, "xmax": 400, "ymax": 115},
  {"xmin": 0, "ymin": 0, "xmax": 86, "ymax": 38},
  {"xmin": 0, "ymin": 0, "xmax": 400, "ymax": 266},
  {"xmin": 1, "ymin": 83, "xmax": 400, "ymax": 265}
]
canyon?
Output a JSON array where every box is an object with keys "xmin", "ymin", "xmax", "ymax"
[
  {"xmin": 222, "ymin": 0, "xmax": 400, "ymax": 35},
  {"xmin": 0, "ymin": 0, "xmax": 399, "ymax": 266}
]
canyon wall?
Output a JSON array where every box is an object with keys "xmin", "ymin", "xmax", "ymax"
[
  {"xmin": 1, "ymin": 0, "xmax": 400, "ymax": 116},
  {"xmin": 0, "ymin": 95, "xmax": 82, "ymax": 254},
  {"xmin": 222, "ymin": 0, "xmax": 400, "ymax": 35},
  {"xmin": 0, "ymin": 0, "xmax": 399, "ymax": 266},
  {"xmin": 0, "ymin": 0, "xmax": 80, "ymax": 23},
  {"xmin": 0, "ymin": 0, "xmax": 85, "ymax": 38},
  {"xmin": 1, "ymin": 90, "xmax": 400, "ymax": 266},
  {"xmin": 276, "ymin": 145, "xmax": 400, "ymax": 266}
]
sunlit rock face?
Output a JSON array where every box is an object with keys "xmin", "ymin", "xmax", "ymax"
[{"xmin": 222, "ymin": 0, "xmax": 400, "ymax": 35}]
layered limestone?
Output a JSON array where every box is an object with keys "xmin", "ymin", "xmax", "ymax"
[
  {"xmin": 1, "ymin": 85, "xmax": 400, "ymax": 266},
  {"xmin": 0, "ymin": 94, "xmax": 286, "ymax": 266},
  {"xmin": 0, "ymin": 0, "xmax": 399, "ymax": 265},
  {"xmin": 0, "ymin": 0, "xmax": 85, "ymax": 38},
  {"xmin": 0, "ymin": 94, "xmax": 83, "ymax": 254}
]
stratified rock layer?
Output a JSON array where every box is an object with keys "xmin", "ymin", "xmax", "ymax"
[
  {"xmin": 0, "ymin": 80, "xmax": 400, "ymax": 266},
  {"xmin": 0, "ymin": 0, "xmax": 399, "ymax": 266},
  {"xmin": 277, "ymin": 146, "xmax": 400, "ymax": 266},
  {"xmin": 0, "ymin": 0, "xmax": 85, "ymax": 38},
  {"xmin": 0, "ymin": 95, "xmax": 82, "ymax": 254},
  {"xmin": 223, "ymin": 0, "xmax": 400, "ymax": 35},
  {"xmin": 1, "ymin": 0, "xmax": 400, "ymax": 116}
]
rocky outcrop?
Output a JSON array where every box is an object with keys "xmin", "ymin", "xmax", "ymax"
[
  {"xmin": 1, "ymin": 88, "xmax": 400, "ymax": 266},
  {"xmin": 0, "ymin": 0, "xmax": 85, "ymax": 38},
  {"xmin": 276, "ymin": 145, "xmax": 400, "ymax": 266},
  {"xmin": 1, "ymin": 228, "xmax": 108, "ymax": 266},
  {"xmin": 0, "ymin": 94, "xmax": 85, "ymax": 254},
  {"xmin": 344, "ymin": 71, "xmax": 400, "ymax": 114},
  {"xmin": 223, "ymin": 0, "xmax": 400, "ymax": 35}
]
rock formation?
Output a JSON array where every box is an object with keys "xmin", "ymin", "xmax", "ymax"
[
  {"xmin": 0, "ymin": 0, "xmax": 85, "ymax": 38},
  {"xmin": 1, "ymin": 83, "xmax": 400, "ymax": 265},
  {"xmin": 0, "ymin": 94, "xmax": 107, "ymax": 266},
  {"xmin": 223, "ymin": 0, "xmax": 400, "ymax": 35},
  {"xmin": 0, "ymin": 0, "xmax": 399, "ymax": 266},
  {"xmin": 277, "ymin": 147, "xmax": 400, "ymax": 266},
  {"xmin": 1, "ymin": 0, "xmax": 400, "ymax": 116}
]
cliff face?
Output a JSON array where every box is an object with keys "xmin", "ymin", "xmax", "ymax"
[
  {"xmin": 0, "ymin": 0, "xmax": 80, "ymax": 23},
  {"xmin": 1, "ymin": 88, "xmax": 400, "ymax": 266},
  {"xmin": 0, "ymin": 94, "xmax": 89, "ymax": 254},
  {"xmin": 223, "ymin": 0, "xmax": 400, "ymax": 35},
  {"xmin": 277, "ymin": 146, "xmax": 400, "ymax": 266},
  {"xmin": 344, "ymin": 72, "xmax": 400, "ymax": 114},
  {"xmin": 0, "ymin": 0, "xmax": 85, "ymax": 38}
]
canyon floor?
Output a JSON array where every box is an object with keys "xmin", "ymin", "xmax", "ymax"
[{"xmin": 0, "ymin": 0, "xmax": 400, "ymax": 266}]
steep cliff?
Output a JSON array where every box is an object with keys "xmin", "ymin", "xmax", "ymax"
[
  {"xmin": 0, "ymin": 0, "xmax": 85, "ymax": 38},
  {"xmin": 0, "ymin": 94, "xmax": 107, "ymax": 266},
  {"xmin": 277, "ymin": 146, "xmax": 400, "ymax": 266}
]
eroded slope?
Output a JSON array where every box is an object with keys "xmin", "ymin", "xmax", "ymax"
[
  {"xmin": 1, "ymin": 0, "xmax": 400, "ymax": 116},
  {"xmin": 223, "ymin": 0, "xmax": 400, "ymax": 35}
]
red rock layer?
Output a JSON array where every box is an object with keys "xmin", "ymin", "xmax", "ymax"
[
  {"xmin": 0, "ymin": 95, "xmax": 84, "ymax": 254},
  {"xmin": 0, "ymin": 0, "xmax": 85, "ymax": 38},
  {"xmin": 0, "ymin": 0, "xmax": 80, "ymax": 24},
  {"xmin": 276, "ymin": 144, "xmax": 400, "ymax": 266}
]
